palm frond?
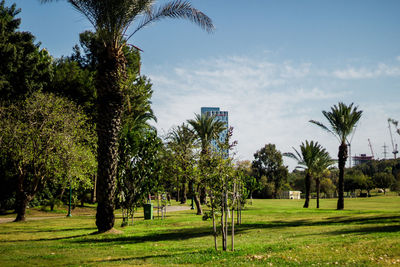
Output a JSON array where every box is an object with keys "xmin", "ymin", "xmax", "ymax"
[
  {"xmin": 128, "ymin": 0, "xmax": 214, "ymax": 40},
  {"xmin": 309, "ymin": 119, "xmax": 339, "ymax": 142}
]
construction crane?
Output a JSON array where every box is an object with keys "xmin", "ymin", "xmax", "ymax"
[
  {"xmin": 368, "ymin": 138, "xmax": 375, "ymax": 159},
  {"xmin": 388, "ymin": 119, "xmax": 398, "ymax": 159},
  {"xmin": 346, "ymin": 123, "xmax": 358, "ymax": 168}
]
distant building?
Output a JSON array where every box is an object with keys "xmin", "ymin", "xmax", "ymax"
[
  {"xmin": 282, "ymin": 191, "xmax": 302, "ymax": 200},
  {"xmin": 201, "ymin": 107, "xmax": 229, "ymax": 155},
  {"xmin": 353, "ymin": 154, "xmax": 373, "ymax": 166}
]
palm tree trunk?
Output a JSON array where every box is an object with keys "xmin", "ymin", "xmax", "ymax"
[
  {"xmin": 303, "ymin": 172, "xmax": 311, "ymax": 208},
  {"xmin": 316, "ymin": 177, "xmax": 320, "ymax": 208},
  {"xmin": 337, "ymin": 143, "xmax": 348, "ymax": 210},
  {"xmin": 95, "ymin": 47, "xmax": 125, "ymax": 233}
]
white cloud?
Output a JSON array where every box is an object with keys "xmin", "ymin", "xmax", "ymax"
[
  {"xmin": 147, "ymin": 54, "xmax": 400, "ymax": 170},
  {"xmin": 332, "ymin": 63, "xmax": 400, "ymax": 79}
]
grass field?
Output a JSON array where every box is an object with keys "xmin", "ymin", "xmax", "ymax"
[{"xmin": 0, "ymin": 197, "xmax": 399, "ymax": 266}]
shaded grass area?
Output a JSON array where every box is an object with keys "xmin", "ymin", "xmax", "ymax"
[{"xmin": 0, "ymin": 197, "xmax": 399, "ymax": 266}]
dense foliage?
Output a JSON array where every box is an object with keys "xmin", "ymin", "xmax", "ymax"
[{"xmin": 252, "ymin": 144, "xmax": 288, "ymax": 199}]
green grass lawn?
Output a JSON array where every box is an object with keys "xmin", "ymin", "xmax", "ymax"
[{"xmin": 0, "ymin": 197, "xmax": 399, "ymax": 266}]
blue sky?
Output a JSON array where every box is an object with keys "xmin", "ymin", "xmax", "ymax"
[{"xmin": 9, "ymin": 0, "xmax": 400, "ymax": 169}]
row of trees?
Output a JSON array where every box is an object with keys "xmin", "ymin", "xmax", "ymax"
[
  {"xmin": 250, "ymin": 103, "xmax": 399, "ymax": 210},
  {"xmin": 0, "ymin": 1, "xmax": 246, "ymax": 250},
  {"xmin": 0, "ymin": 1, "xmax": 157, "ymax": 223},
  {"xmin": 0, "ymin": 0, "xmax": 215, "ymax": 234}
]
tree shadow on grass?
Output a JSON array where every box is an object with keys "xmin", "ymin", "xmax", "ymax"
[
  {"xmin": 327, "ymin": 224, "xmax": 400, "ymax": 235},
  {"xmin": 2, "ymin": 232, "xmax": 93, "ymax": 243},
  {"xmin": 73, "ymin": 226, "xmax": 247, "ymax": 245},
  {"xmin": 0, "ymin": 227, "xmax": 95, "ymax": 235},
  {"xmin": 237, "ymin": 215, "xmax": 400, "ymax": 233},
  {"xmin": 85, "ymin": 249, "xmax": 215, "ymax": 265}
]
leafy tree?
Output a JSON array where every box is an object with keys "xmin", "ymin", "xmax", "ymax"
[
  {"xmin": 117, "ymin": 129, "xmax": 162, "ymax": 226},
  {"xmin": 287, "ymin": 170, "xmax": 306, "ymax": 192},
  {"xmin": 320, "ymin": 177, "xmax": 336, "ymax": 198},
  {"xmin": 167, "ymin": 123, "xmax": 198, "ymax": 205},
  {"xmin": 390, "ymin": 172, "xmax": 400, "ymax": 195},
  {"xmin": 188, "ymin": 113, "xmax": 226, "ymax": 206},
  {"xmin": 117, "ymin": 56, "xmax": 158, "ymax": 225},
  {"xmin": 0, "ymin": 1, "xmax": 52, "ymax": 104},
  {"xmin": 284, "ymin": 140, "xmax": 334, "ymax": 208},
  {"xmin": 373, "ymin": 172, "xmax": 395, "ymax": 195},
  {"xmin": 344, "ymin": 170, "xmax": 371, "ymax": 195},
  {"xmin": 202, "ymin": 127, "xmax": 241, "ymax": 251},
  {"xmin": 252, "ymin": 144, "xmax": 288, "ymax": 199},
  {"xmin": 0, "ymin": 91, "xmax": 96, "ymax": 221},
  {"xmin": 42, "ymin": 0, "xmax": 214, "ymax": 233},
  {"xmin": 48, "ymin": 57, "xmax": 96, "ymax": 120},
  {"xmin": 310, "ymin": 102, "xmax": 362, "ymax": 210},
  {"xmin": 236, "ymin": 160, "xmax": 257, "ymax": 204},
  {"xmin": 0, "ymin": 152, "xmax": 16, "ymax": 212}
]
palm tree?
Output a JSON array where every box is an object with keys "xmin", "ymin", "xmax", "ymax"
[
  {"xmin": 310, "ymin": 102, "xmax": 362, "ymax": 210},
  {"xmin": 284, "ymin": 140, "xmax": 334, "ymax": 208},
  {"xmin": 42, "ymin": 0, "xmax": 214, "ymax": 232},
  {"xmin": 188, "ymin": 113, "xmax": 226, "ymax": 207}
]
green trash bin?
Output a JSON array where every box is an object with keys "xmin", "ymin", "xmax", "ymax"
[{"xmin": 144, "ymin": 203, "xmax": 153, "ymax": 220}]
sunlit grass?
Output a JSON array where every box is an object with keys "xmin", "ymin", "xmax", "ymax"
[{"xmin": 0, "ymin": 196, "xmax": 399, "ymax": 266}]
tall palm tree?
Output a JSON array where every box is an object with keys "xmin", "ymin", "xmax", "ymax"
[
  {"xmin": 188, "ymin": 113, "xmax": 226, "ymax": 207},
  {"xmin": 310, "ymin": 102, "xmax": 362, "ymax": 210},
  {"xmin": 284, "ymin": 140, "xmax": 334, "ymax": 208},
  {"xmin": 42, "ymin": 0, "xmax": 214, "ymax": 232}
]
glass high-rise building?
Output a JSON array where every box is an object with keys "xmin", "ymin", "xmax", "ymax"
[{"xmin": 201, "ymin": 107, "xmax": 229, "ymax": 156}]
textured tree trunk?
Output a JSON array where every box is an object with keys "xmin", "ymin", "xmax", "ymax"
[
  {"xmin": 273, "ymin": 181, "xmax": 279, "ymax": 199},
  {"xmin": 14, "ymin": 172, "xmax": 33, "ymax": 222},
  {"xmin": 95, "ymin": 47, "xmax": 125, "ymax": 233},
  {"xmin": 316, "ymin": 177, "xmax": 320, "ymax": 209},
  {"xmin": 211, "ymin": 197, "xmax": 217, "ymax": 251},
  {"xmin": 200, "ymin": 186, "xmax": 207, "ymax": 204},
  {"xmin": 221, "ymin": 204, "xmax": 226, "ymax": 251},
  {"xmin": 176, "ymin": 188, "xmax": 180, "ymax": 202},
  {"xmin": 180, "ymin": 182, "xmax": 187, "ymax": 204},
  {"xmin": 14, "ymin": 190, "xmax": 29, "ymax": 222},
  {"xmin": 231, "ymin": 207, "xmax": 234, "ymax": 251},
  {"xmin": 303, "ymin": 172, "xmax": 311, "ymax": 208},
  {"xmin": 193, "ymin": 184, "xmax": 202, "ymax": 215},
  {"xmin": 194, "ymin": 194, "xmax": 202, "ymax": 215},
  {"xmin": 224, "ymin": 192, "xmax": 228, "ymax": 251},
  {"xmin": 92, "ymin": 174, "xmax": 97, "ymax": 203},
  {"xmin": 337, "ymin": 143, "xmax": 348, "ymax": 210}
]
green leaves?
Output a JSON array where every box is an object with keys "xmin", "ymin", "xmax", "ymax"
[
  {"xmin": 284, "ymin": 140, "xmax": 334, "ymax": 177},
  {"xmin": 187, "ymin": 113, "xmax": 226, "ymax": 154},
  {"xmin": 310, "ymin": 102, "xmax": 363, "ymax": 144},
  {"xmin": 0, "ymin": 1, "xmax": 52, "ymax": 104},
  {"xmin": 0, "ymin": 91, "xmax": 96, "ymax": 195}
]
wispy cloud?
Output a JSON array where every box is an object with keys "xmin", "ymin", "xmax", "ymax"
[
  {"xmin": 332, "ymin": 63, "xmax": 400, "ymax": 79},
  {"xmin": 146, "ymin": 54, "xmax": 400, "ymax": 169}
]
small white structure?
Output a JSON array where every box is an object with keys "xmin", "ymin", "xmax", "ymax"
[{"xmin": 282, "ymin": 191, "xmax": 301, "ymax": 199}]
